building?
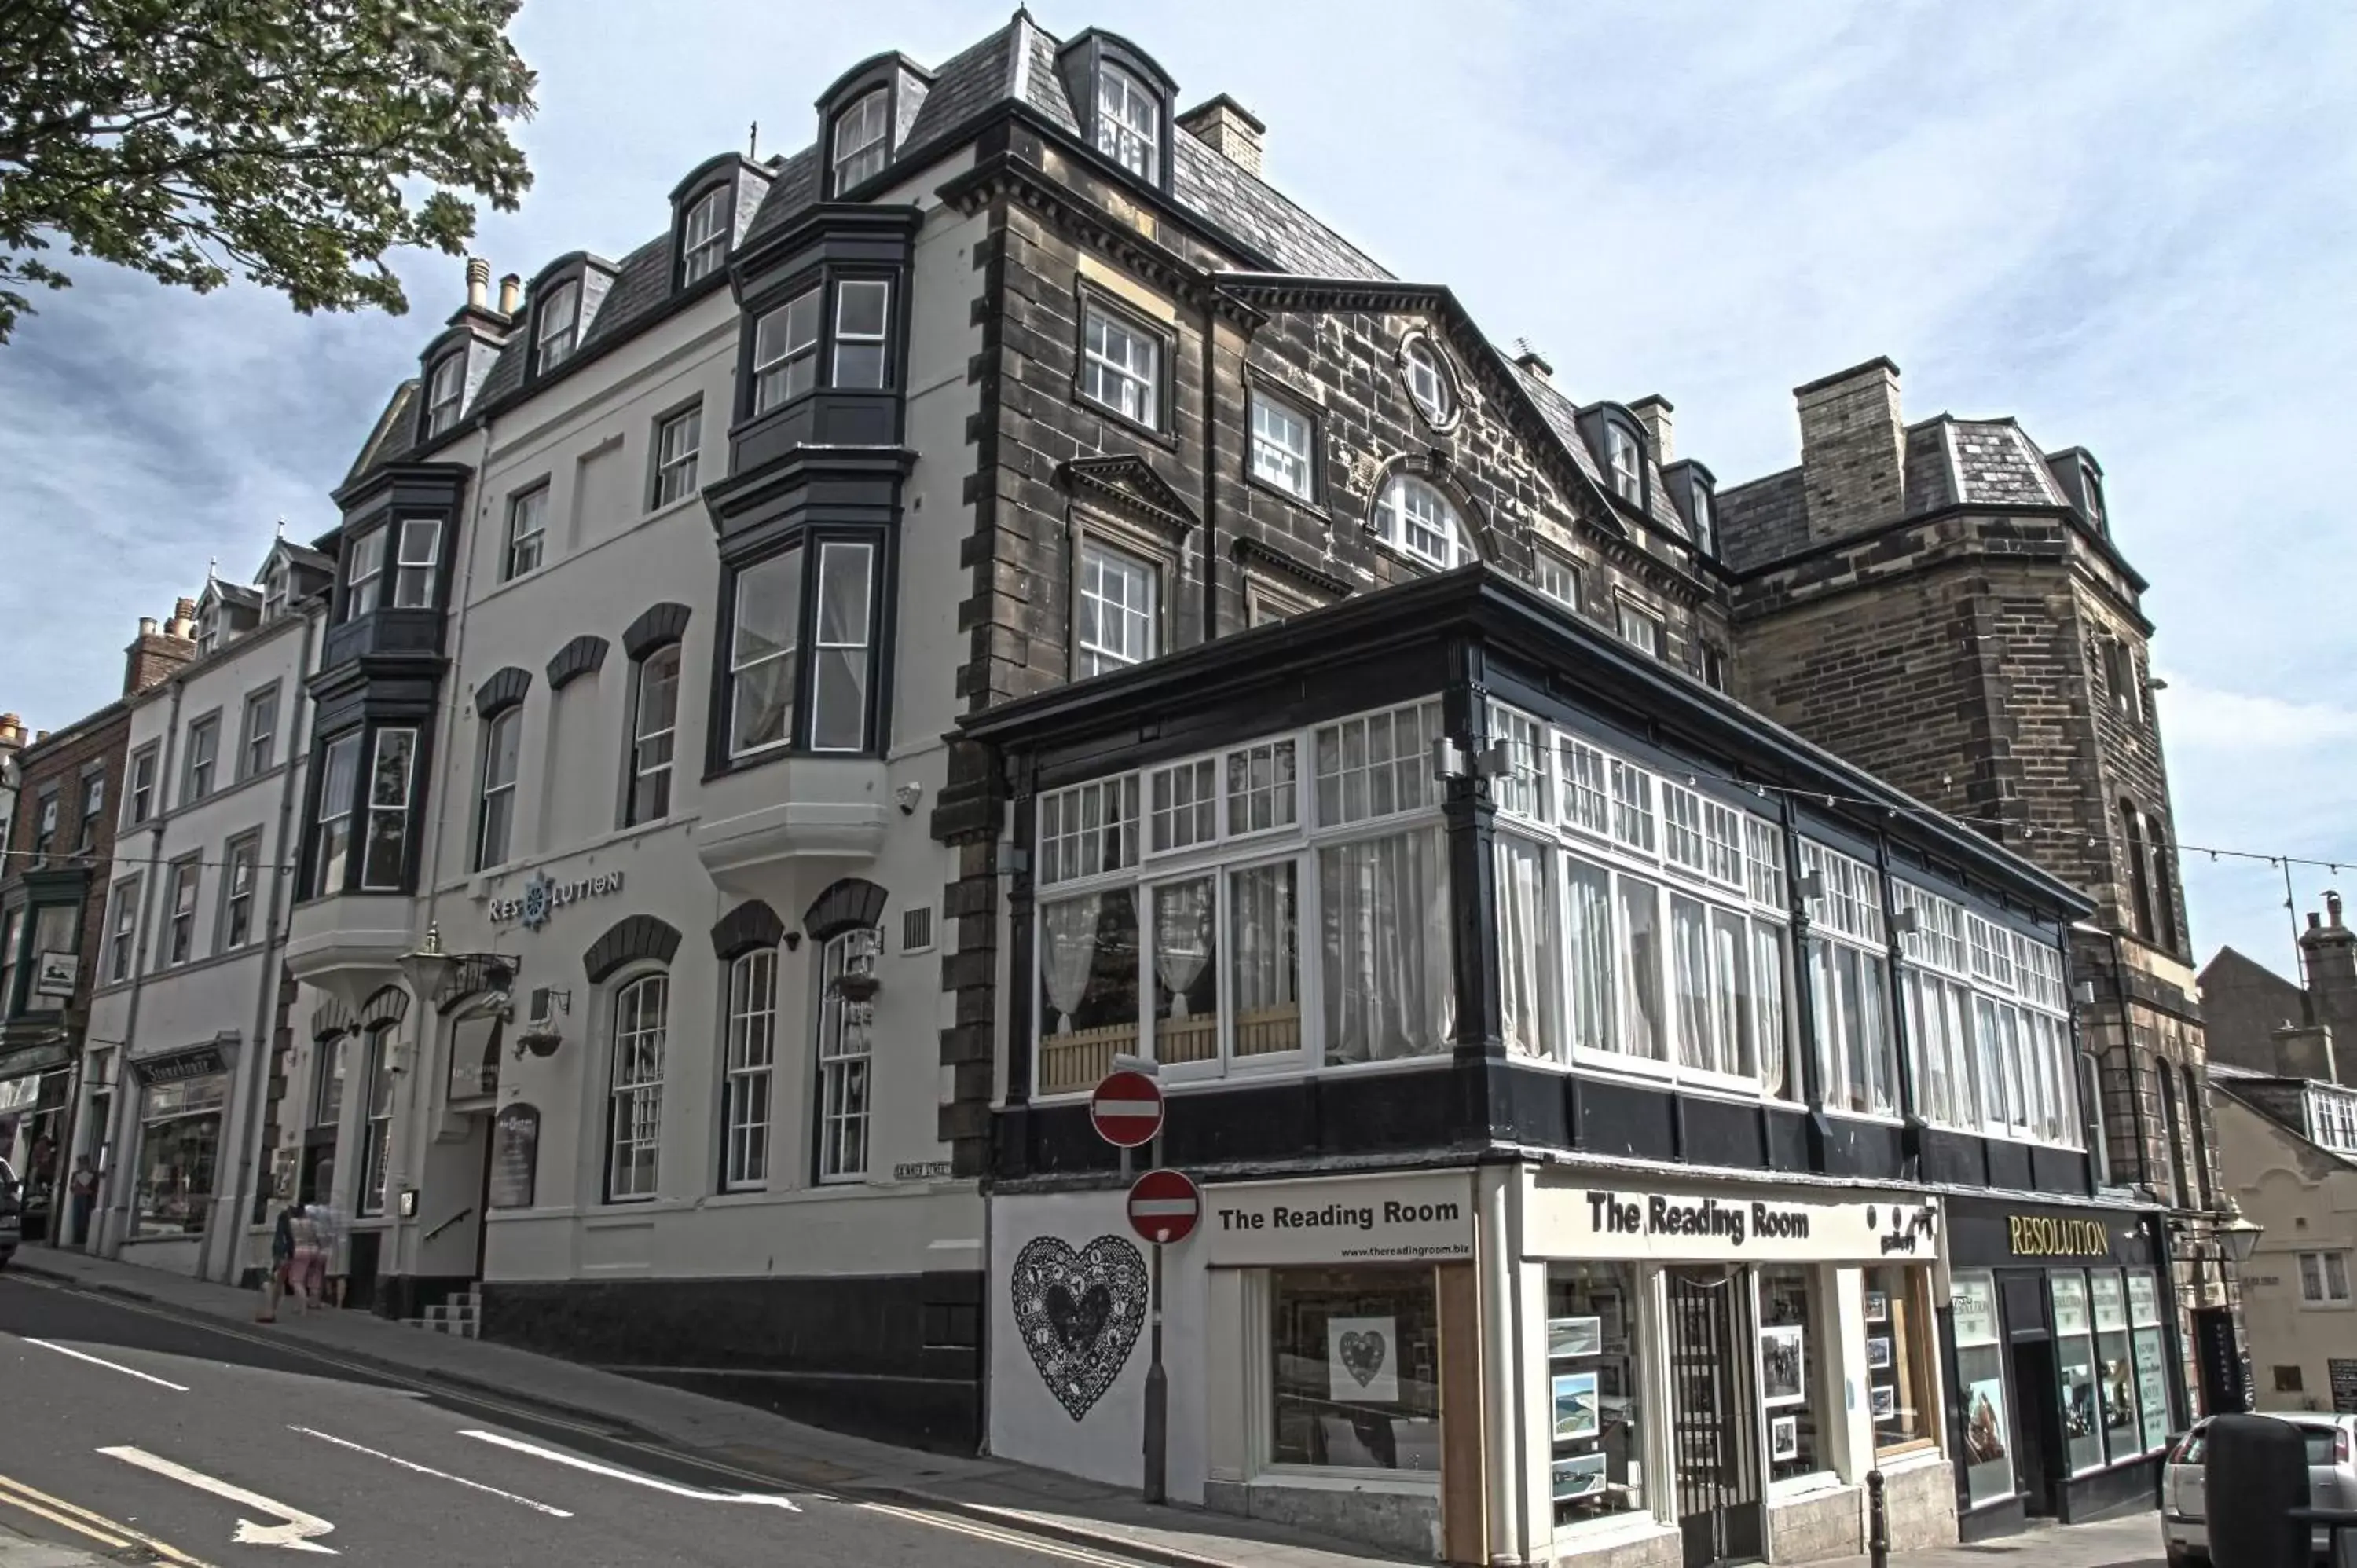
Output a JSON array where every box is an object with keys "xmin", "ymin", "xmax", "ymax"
[
  {"xmin": 75, "ymin": 542, "xmax": 329, "ymax": 1279},
  {"xmin": 167, "ymin": 11, "xmax": 2201, "ymax": 1563},
  {"xmin": 0, "ymin": 606, "xmax": 196, "ymax": 1240},
  {"xmin": 2200, "ymin": 899, "xmax": 2357, "ymax": 1412},
  {"xmin": 1717, "ymin": 361, "xmax": 2236, "ymax": 1431}
]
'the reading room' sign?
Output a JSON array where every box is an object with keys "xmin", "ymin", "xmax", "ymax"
[{"xmin": 489, "ymin": 1103, "xmax": 541, "ymax": 1210}]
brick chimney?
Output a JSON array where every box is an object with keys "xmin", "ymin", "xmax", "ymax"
[
  {"xmin": 2300, "ymin": 892, "xmax": 2357, "ymax": 1087},
  {"xmin": 2273, "ymin": 1022, "xmax": 2338, "ymax": 1085},
  {"xmin": 1629, "ymin": 395, "xmax": 1675, "ymax": 465},
  {"xmin": 123, "ymin": 608, "xmax": 197, "ymax": 696},
  {"xmin": 1178, "ymin": 95, "xmax": 1265, "ymax": 176},
  {"xmin": 1794, "ymin": 357, "xmax": 1907, "ymax": 544}
]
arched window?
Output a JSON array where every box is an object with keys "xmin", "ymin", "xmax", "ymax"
[
  {"xmin": 607, "ymin": 973, "xmax": 667, "ymax": 1201},
  {"xmin": 535, "ymin": 278, "xmax": 581, "ymax": 373},
  {"xmin": 679, "ymin": 185, "xmax": 730, "ymax": 284},
  {"xmin": 2119, "ymin": 800, "xmax": 2155, "ymax": 942},
  {"xmin": 815, "ymin": 928, "xmax": 879, "ymax": 1182},
  {"xmin": 1400, "ymin": 336, "xmax": 1454, "ymax": 427},
  {"xmin": 720, "ymin": 950, "xmax": 775, "ymax": 1190},
  {"xmin": 625, "ymin": 644, "xmax": 680, "ymax": 826},
  {"xmin": 1373, "ymin": 474, "xmax": 1474, "ymax": 570},
  {"xmin": 1094, "ymin": 64, "xmax": 1158, "ymax": 180},
  {"xmin": 474, "ymin": 707, "xmax": 522, "ymax": 870},
  {"xmin": 830, "ymin": 88, "xmax": 890, "ymax": 193},
  {"xmin": 424, "ymin": 350, "xmax": 465, "ymax": 438}
]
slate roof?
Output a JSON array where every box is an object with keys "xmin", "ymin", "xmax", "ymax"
[{"xmin": 341, "ymin": 10, "xmax": 1391, "ymax": 490}]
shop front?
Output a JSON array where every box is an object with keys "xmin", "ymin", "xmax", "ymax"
[
  {"xmin": 0, "ymin": 1041, "xmax": 71, "ymax": 1240},
  {"xmin": 1521, "ymin": 1169, "xmax": 1956, "ymax": 1568},
  {"xmin": 1942, "ymin": 1198, "xmax": 2176, "ymax": 1537},
  {"xmin": 116, "ymin": 1042, "xmax": 235, "ymax": 1275}
]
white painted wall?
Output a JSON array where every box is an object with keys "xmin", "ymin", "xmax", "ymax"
[{"xmin": 2217, "ymin": 1094, "xmax": 2357, "ymax": 1411}]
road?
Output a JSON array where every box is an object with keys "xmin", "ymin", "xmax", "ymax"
[{"xmin": 0, "ymin": 1273, "xmax": 1143, "ymax": 1568}]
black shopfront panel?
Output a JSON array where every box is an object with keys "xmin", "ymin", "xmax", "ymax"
[{"xmin": 1945, "ymin": 1200, "xmax": 2178, "ymax": 1539}]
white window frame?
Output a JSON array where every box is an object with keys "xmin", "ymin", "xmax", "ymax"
[
  {"xmin": 475, "ymin": 709, "xmax": 521, "ymax": 870},
  {"xmin": 126, "ymin": 746, "xmax": 157, "ymax": 826},
  {"xmin": 1402, "ymin": 337, "xmax": 1453, "ymax": 426},
  {"xmin": 1606, "ymin": 423, "xmax": 1644, "ymax": 504},
  {"xmin": 360, "ymin": 727, "xmax": 417, "ymax": 892},
  {"xmin": 1094, "ymin": 64, "xmax": 1159, "ymax": 180},
  {"xmin": 359, "ymin": 1025, "xmax": 398, "ymax": 1215},
  {"xmin": 1248, "ymin": 390, "xmax": 1314, "ymax": 500},
  {"xmin": 1373, "ymin": 474, "xmax": 1473, "ymax": 569},
  {"xmin": 625, "ymin": 644, "xmax": 680, "ymax": 827},
  {"xmin": 1076, "ymin": 538, "xmax": 1159, "ymax": 677},
  {"xmin": 183, "ymin": 715, "xmax": 219, "ymax": 804},
  {"xmin": 535, "ymin": 279, "xmax": 581, "ymax": 372},
  {"xmin": 752, "ymin": 288, "xmax": 821, "ymax": 414},
  {"xmin": 105, "ymin": 876, "xmax": 140, "ymax": 984},
  {"xmin": 2300, "ymin": 1251, "xmax": 2354, "ymax": 1308},
  {"xmin": 728, "ymin": 547, "xmax": 802, "ymax": 758},
  {"xmin": 1080, "ymin": 300, "xmax": 1160, "ymax": 428},
  {"xmin": 721, "ymin": 950, "xmax": 775, "ymax": 1190},
  {"xmin": 343, "ymin": 527, "xmax": 386, "ymax": 620},
  {"xmin": 425, "ymin": 350, "xmax": 465, "ymax": 437},
  {"xmin": 607, "ymin": 972, "xmax": 667, "ymax": 1203},
  {"xmin": 1616, "ymin": 596, "xmax": 1664, "ymax": 657},
  {"xmin": 653, "ymin": 406, "xmax": 701, "ymax": 508},
  {"xmin": 393, "ymin": 518, "xmax": 439, "ymax": 609},
  {"xmin": 680, "ymin": 185, "xmax": 730, "ymax": 283},
  {"xmin": 830, "ymin": 88, "xmax": 891, "ymax": 193},
  {"xmin": 831, "ymin": 280, "xmax": 890, "ymax": 390},
  {"xmin": 808, "ymin": 540, "xmax": 875, "ymax": 752},
  {"xmin": 1535, "ymin": 550, "xmax": 1582, "ymax": 612},
  {"xmin": 504, "ymin": 485, "xmax": 547, "ymax": 581},
  {"xmin": 816, "ymin": 929, "xmax": 879, "ymax": 1181},
  {"xmin": 163, "ymin": 856, "xmax": 200, "ymax": 967},
  {"xmin": 240, "ymin": 686, "xmax": 278, "ymax": 780},
  {"xmin": 218, "ymin": 834, "xmax": 259, "ymax": 953},
  {"xmin": 1800, "ymin": 840, "xmax": 1899, "ymax": 1121}
]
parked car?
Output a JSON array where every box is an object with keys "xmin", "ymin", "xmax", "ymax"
[
  {"xmin": 0, "ymin": 1157, "xmax": 20, "ymax": 1270},
  {"xmin": 2164, "ymin": 1412, "xmax": 2357, "ymax": 1566}
]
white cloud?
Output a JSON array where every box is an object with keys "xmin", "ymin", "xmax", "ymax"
[{"xmin": 2, "ymin": 0, "xmax": 2352, "ymax": 970}]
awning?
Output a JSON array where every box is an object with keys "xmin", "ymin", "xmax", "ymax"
[{"xmin": 0, "ymin": 1074, "xmax": 44, "ymax": 1115}]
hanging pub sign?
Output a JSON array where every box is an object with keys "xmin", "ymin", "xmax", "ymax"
[
  {"xmin": 32, "ymin": 950, "xmax": 79, "ymax": 998},
  {"xmin": 489, "ymin": 1104, "xmax": 541, "ymax": 1209}
]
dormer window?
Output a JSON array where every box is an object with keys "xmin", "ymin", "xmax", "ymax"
[
  {"xmin": 262, "ymin": 566, "xmax": 288, "ymax": 621},
  {"xmin": 196, "ymin": 607, "xmax": 221, "ymax": 658},
  {"xmin": 1605, "ymin": 425, "xmax": 1644, "ymax": 505},
  {"xmin": 830, "ymin": 89, "xmax": 890, "ymax": 194},
  {"xmin": 1373, "ymin": 474, "xmax": 1474, "ymax": 570},
  {"xmin": 2082, "ymin": 464, "xmax": 2106, "ymax": 532},
  {"xmin": 535, "ymin": 279, "xmax": 581, "ymax": 372},
  {"xmin": 1688, "ymin": 484, "xmax": 1715, "ymax": 555},
  {"xmin": 1097, "ymin": 65, "xmax": 1160, "ymax": 181},
  {"xmin": 424, "ymin": 350, "xmax": 465, "ymax": 438},
  {"xmin": 680, "ymin": 186, "xmax": 730, "ymax": 284},
  {"xmin": 1399, "ymin": 337, "xmax": 1454, "ymax": 430}
]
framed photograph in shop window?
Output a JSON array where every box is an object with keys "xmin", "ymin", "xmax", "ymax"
[
  {"xmin": 1866, "ymin": 1335, "xmax": 1893, "ymax": 1371},
  {"xmin": 1864, "ymin": 1289, "xmax": 1890, "ymax": 1325},
  {"xmin": 1769, "ymin": 1416, "xmax": 1800, "ymax": 1462},
  {"xmin": 1760, "ymin": 1324, "xmax": 1807, "ymax": 1408},
  {"xmin": 1549, "ymin": 1316, "xmax": 1603, "ymax": 1359},
  {"xmin": 1871, "ymin": 1385, "xmax": 1897, "ymax": 1418},
  {"xmin": 1551, "ymin": 1452, "xmax": 1608, "ymax": 1502}
]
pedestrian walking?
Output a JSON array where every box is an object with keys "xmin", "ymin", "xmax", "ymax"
[
  {"xmin": 257, "ymin": 1197, "xmax": 299, "ymax": 1322},
  {"xmin": 288, "ymin": 1203, "xmax": 324, "ymax": 1313},
  {"xmin": 66, "ymin": 1156, "xmax": 97, "ymax": 1248}
]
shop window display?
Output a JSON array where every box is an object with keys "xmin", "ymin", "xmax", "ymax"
[
  {"xmin": 2128, "ymin": 1271, "xmax": 2172, "ymax": 1453},
  {"xmin": 1950, "ymin": 1271, "xmax": 2014, "ymax": 1508},
  {"xmin": 1862, "ymin": 1266, "xmax": 1936, "ymax": 1454},
  {"xmin": 135, "ymin": 1074, "xmax": 227, "ymax": 1236},
  {"xmin": 2051, "ymin": 1272, "xmax": 2104, "ymax": 1475},
  {"xmin": 2090, "ymin": 1272, "xmax": 2142, "ymax": 1463},
  {"xmin": 1545, "ymin": 1262, "xmax": 1644, "ymax": 1523},
  {"xmin": 1270, "ymin": 1268, "xmax": 1440, "ymax": 1473},
  {"xmin": 1758, "ymin": 1265, "xmax": 1827, "ymax": 1483}
]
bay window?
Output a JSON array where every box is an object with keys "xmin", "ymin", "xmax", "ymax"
[
  {"xmin": 719, "ymin": 537, "xmax": 882, "ymax": 763},
  {"xmin": 343, "ymin": 528, "xmax": 385, "ymax": 619},
  {"xmin": 752, "ymin": 288, "xmax": 820, "ymax": 412},
  {"xmin": 361, "ymin": 727, "xmax": 417, "ymax": 889},
  {"xmin": 393, "ymin": 518, "xmax": 440, "ymax": 607},
  {"xmin": 1801, "ymin": 841, "xmax": 1896, "ymax": 1116},
  {"xmin": 308, "ymin": 733, "xmax": 361, "ymax": 896},
  {"xmin": 1903, "ymin": 888, "xmax": 2079, "ymax": 1145}
]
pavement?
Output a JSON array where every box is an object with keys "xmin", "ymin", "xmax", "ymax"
[{"xmin": 0, "ymin": 1244, "xmax": 2173, "ymax": 1568}]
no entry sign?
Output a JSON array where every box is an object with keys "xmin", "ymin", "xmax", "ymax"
[
  {"xmin": 1089, "ymin": 1069, "xmax": 1164, "ymax": 1149},
  {"xmin": 1127, "ymin": 1168, "xmax": 1202, "ymax": 1246}
]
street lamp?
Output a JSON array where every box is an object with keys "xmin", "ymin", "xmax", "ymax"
[
  {"xmin": 2218, "ymin": 1196, "xmax": 2264, "ymax": 1266},
  {"xmin": 395, "ymin": 922, "xmax": 458, "ymax": 1002}
]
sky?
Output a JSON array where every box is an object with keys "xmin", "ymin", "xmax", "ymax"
[{"xmin": 2, "ymin": 0, "xmax": 2352, "ymax": 980}]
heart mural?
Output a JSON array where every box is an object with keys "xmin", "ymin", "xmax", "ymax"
[
  {"xmin": 1338, "ymin": 1328, "xmax": 1388, "ymax": 1389},
  {"xmin": 1011, "ymin": 1234, "xmax": 1147, "ymax": 1421}
]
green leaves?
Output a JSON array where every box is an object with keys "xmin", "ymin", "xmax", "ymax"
[{"xmin": 0, "ymin": 0, "xmax": 538, "ymax": 342}]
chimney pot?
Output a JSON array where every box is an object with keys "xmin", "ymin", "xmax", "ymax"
[
  {"xmin": 138, "ymin": 617, "xmax": 158, "ymax": 636},
  {"xmin": 466, "ymin": 255, "xmax": 491, "ymax": 310},
  {"xmin": 1794, "ymin": 356, "xmax": 1906, "ymax": 545},
  {"xmin": 497, "ymin": 273, "xmax": 522, "ymax": 316},
  {"xmin": 2332, "ymin": 891, "xmax": 2345, "ymax": 929},
  {"xmin": 2312, "ymin": 912, "xmax": 2325, "ymax": 932},
  {"xmin": 1177, "ymin": 94, "xmax": 1265, "ymax": 177},
  {"xmin": 174, "ymin": 596, "xmax": 197, "ymax": 620},
  {"xmin": 1629, "ymin": 394, "xmax": 1676, "ymax": 466}
]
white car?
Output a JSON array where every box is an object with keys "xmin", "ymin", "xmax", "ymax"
[{"xmin": 2164, "ymin": 1412, "xmax": 2357, "ymax": 1566}]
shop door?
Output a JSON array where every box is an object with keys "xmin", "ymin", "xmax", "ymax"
[
  {"xmin": 2007, "ymin": 1337, "xmax": 2059, "ymax": 1517},
  {"xmin": 1667, "ymin": 1269, "xmax": 1765, "ymax": 1568}
]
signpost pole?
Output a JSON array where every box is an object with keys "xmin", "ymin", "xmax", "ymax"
[{"xmin": 1143, "ymin": 1130, "xmax": 1166, "ymax": 1505}]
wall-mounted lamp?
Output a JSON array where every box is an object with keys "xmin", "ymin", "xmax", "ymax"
[{"xmin": 896, "ymin": 782, "xmax": 924, "ymax": 817}]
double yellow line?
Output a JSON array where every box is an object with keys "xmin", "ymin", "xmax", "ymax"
[{"xmin": 0, "ymin": 1468, "xmax": 212, "ymax": 1566}]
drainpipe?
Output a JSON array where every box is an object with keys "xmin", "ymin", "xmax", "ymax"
[
  {"xmin": 101, "ymin": 679, "xmax": 185, "ymax": 1257},
  {"xmin": 1198, "ymin": 293, "xmax": 1220, "ymax": 644},
  {"xmin": 218, "ymin": 606, "xmax": 321, "ymax": 1284}
]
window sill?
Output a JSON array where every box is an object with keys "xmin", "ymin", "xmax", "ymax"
[
  {"xmin": 1072, "ymin": 390, "xmax": 1177, "ymax": 452},
  {"xmin": 1241, "ymin": 472, "xmax": 1328, "ymax": 524},
  {"xmin": 1030, "ymin": 1051, "xmax": 1453, "ymax": 1105},
  {"xmin": 1248, "ymin": 1467, "xmax": 1440, "ymax": 1497},
  {"xmin": 1873, "ymin": 1442, "xmax": 1945, "ymax": 1475},
  {"xmin": 1765, "ymin": 1471, "xmax": 1847, "ymax": 1505}
]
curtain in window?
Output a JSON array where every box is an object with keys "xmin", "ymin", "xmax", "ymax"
[
  {"xmin": 1041, "ymin": 895, "xmax": 1101, "ymax": 1033},
  {"xmin": 1617, "ymin": 874, "xmax": 1663, "ymax": 1061},
  {"xmin": 1152, "ymin": 881, "xmax": 1213, "ymax": 1017},
  {"xmin": 1564, "ymin": 858, "xmax": 1615, "ymax": 1055},
  {"xmin": 1861, "ymin": 953, "xmax": 1893, "ymax": 1114},
  {"xmin": 1754, "ymin": 922, "xmax": 1789, "ymax": 1097},
  {"xmin": 1320, "ymin": 827, "xmax": 1452, "ymax": 1064},
  {"xmin": 1671, "ymin": 895, "xmax": 1711, "ymax": 1072},
  {"xmin": 1230, "ymin": 863, "xmax": 1299, "ymax": 1057},
  {"xmin": 1711, "ymin": 907, "xmax": 1750, "ymax": 1080},
  {"xmin": 1495, "ymin": 837, "xmax": 1551, "ymax": 1057}
]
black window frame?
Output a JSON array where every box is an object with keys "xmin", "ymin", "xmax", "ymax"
[
  {"xmin": 75, "ymin": 766, "xmax": 104, "ymax": 853},
  {"xmin": 742, "ymin": 268, "xmax": 900, "ymax": 421},
  {"xmin": 1072, "ymin": 284, "xmax": 1175, "ymax": 440},
  {"xmin": 706, "ymin": 528, "xmax": 890, "ymax": 779},
  {"xmin": 30, "ymin": 788, "xmax": 57, "ymax": 864}
]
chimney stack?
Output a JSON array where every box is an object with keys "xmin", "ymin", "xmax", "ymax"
[
  {"xmin": 466, "ymin": 256, "xmax": 491, "ymax": 311},
  {"xmin": 2275, "ymin": 1022, "xmax": 2340, "ymax": 1085},
  {"xmin": 2300, "ymin": 893, "xmax": 2357, "ymax": 1088},
  {"xmin": 123, "ymin": 603, "xmax": 198, "ymax": 696},
  {"xmin": 1794, "ymin": 357, "xmax": 1907, "ymax": 544},
  {"xmin": 498, "ymin": 273, "xmax": 522, "ymax": 316},
  {"xmin": 1177, "ymin": 95, "xmax": 1265, "ymax": 176},
  {"xmin": 1629, "ymin": 395, "xmax": 1676, "ymax": 465}
]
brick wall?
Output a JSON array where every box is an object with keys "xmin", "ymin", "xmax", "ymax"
[{"xmin": 1, "ymin": 705, "xmax": 134, "ymax": 1013}]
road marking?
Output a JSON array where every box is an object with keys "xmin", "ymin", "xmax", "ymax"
[
  {"xmin": 288, "ymin": 1427, "xmax": 572, "ymax": 1518},
  {"xmin": 458, "ymin": 1431, "xmax": 799, "ymax": 1511},
  {"xmin": 0, "ymin": 1470, "xmax": 214, "ymax": 1566},
  {"xmin": 854, "ymin": 1499, "xmax": 1148, "ymax": 1566},
  {"xmin": 0, "ymin": 1482, "xmax": 131, "ymax": 1549},
  {"xmin": 20, "ymin": 1335, "xmax": 191, "ymax": 1390},
  {"xmin": 99, "ymin": 1446, "xmax": 338, "ymax": 1553}
]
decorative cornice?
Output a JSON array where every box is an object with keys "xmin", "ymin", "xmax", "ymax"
[
  {"xmin": 546, "ymin": 634, "xmax": 609, "ymax": 691},
  {"xmin": 1057, "ymin": 454, "xmax": 1198, "ymax": 540},
  {"xmin": 1230, "ymin": 536, "xmax": 1354, "ymax": 601}
]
